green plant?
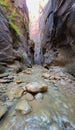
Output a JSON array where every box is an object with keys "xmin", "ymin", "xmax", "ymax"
[
  {"xmin": 0, "ymin": 0, "xmax": 28, "ymax": 36},
  {"xmin": 9, "ymin": 21, "xmax": 21, "ymax": 35},
  {"xmin": 0, "ymin": 0, "xmax": 9, "ymax": 7},
  {"xmin": 0, "ymin": 0, "xmax": 21, "ymax": 35}
]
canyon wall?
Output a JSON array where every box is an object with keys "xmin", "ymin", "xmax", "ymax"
[
  {"xmin": 0, "ymin": 0, "xmax": 75, "ymax": 68},
  {"xmin": 41, "ymin": 0, "xmax": 75, "ymax": 67},
  {"xmin": 0, "ymin": 0, "xmax": 30, "ymax": 67}
]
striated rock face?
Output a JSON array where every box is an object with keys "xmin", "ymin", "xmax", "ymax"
[
  {"xmin": 0, "ymin": 2, "xmax": 32, "ymax": 68},
  {"xmin": 41, "ymin": 0, "xmax": 75, "ymax": 67},
  {"xmin": 0, "ymin": 5, "xmax": 21, "ymax": 64},
  {"xmin": 10, "ymin": 0, "xmax": 29, "ymax": 53}
]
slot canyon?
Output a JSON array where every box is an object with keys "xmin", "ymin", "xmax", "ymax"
[{"xmin": 0, "ymin": 0, "xmax": 75, "ymax": 130}]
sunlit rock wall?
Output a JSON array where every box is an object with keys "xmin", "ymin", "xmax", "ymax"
[
  {"xmin": 26, "ymin": 0, "xmax": 49, "ymax": 64},
  {"xmin": 13, "ymin": 0, "xmax": 29, "ymax": 21}
]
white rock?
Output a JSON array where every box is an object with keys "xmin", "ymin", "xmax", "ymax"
[
  {"xmin": 42, "ymin": 73, "xmax": 50, "ymax": 79},
  {"xmin": 35, "ymin": 93, "xmax": 43, "ymax": 100}
]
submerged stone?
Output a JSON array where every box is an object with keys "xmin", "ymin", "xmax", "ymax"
[
  {"xmin": 25, "ymin": 93, "xmax": 34, "ymax": 101},
  {"xmin": 35, "ymin": 93, "xmax": 43, "ymax": 100},
  {"xmin": 42, "ymin": 73, "xmax": 50, "ymax": 79},
  {"xmin": 0, "ymin": 106, "xmax": 8, "ymax": 119},
  {"xmin": 15, "ymin": 88, "xmax": 25, "ymax": 98},
  {"xmin": 15, "ymin": 100, "xmax": 32, "ymax": 115}
]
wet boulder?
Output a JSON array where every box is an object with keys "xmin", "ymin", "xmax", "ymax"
[{"xmin": 26, "ymin": 82, "xmax": 48, "ymax": 93}]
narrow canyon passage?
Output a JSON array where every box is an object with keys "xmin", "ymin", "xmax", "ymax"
[
  {"xmin": 0, "ymin": 0, "xmax": 75, "ymax": 130},
  {"xmin": 26, "ymin": 0, "xmax": 49, "ymax": 64}
]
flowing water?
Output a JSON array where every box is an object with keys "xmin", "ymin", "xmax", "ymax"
[{"xmin": 0, "ymin": 65, "xmax": 75, "ymax": 130}]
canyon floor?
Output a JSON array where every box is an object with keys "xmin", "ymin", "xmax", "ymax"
[{"xmin": 0, "ymin": 65, "xmax": 75, "ymax": 130}]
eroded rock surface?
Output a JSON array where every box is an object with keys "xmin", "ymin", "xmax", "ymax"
[
  {"xmin": 0, "ymin": 5, "xmax": 21, "ymax": 64},
  {"xmin": 41, "ymin": 0, "xmax": 75, "ymax": 67},
  {"xmin": 0, "ymin": 3, "xmax": 32, "ymax": 68}
]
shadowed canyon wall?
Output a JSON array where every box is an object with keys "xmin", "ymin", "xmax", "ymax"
[
  {"xmin": 0, "ymin": 0, "xmax": 30, "ymax": 67},
  {"xmin": 26, "ymin": 0, "xmax": 75, "ymax": 67},
  {"xmin": 41, "ymin": 0, "xmax": 75, "ymax": 67},
  {"xmin": 0, "ymin": 0, "xmax": 75, "ymax": 68}
]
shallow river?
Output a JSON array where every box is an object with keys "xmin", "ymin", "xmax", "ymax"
[{"xmin": 0, "ymin": 65, "xmax": 75, "ymax": 130}]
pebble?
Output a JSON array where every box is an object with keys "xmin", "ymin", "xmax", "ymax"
[
  {"xmin": 42, "ymin": 73, "xmax": 50, "ymax": 79},
  {"xmin": 49, "ymin": 76, "xmax": 61, "ymax": 80},
  {"xmin": 16, "ymin": 80, "xmax": 22, "ymax": 84},
  {"xmin": 22, "ymin": 69, "xmax": 31, "ymax": 74}
]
